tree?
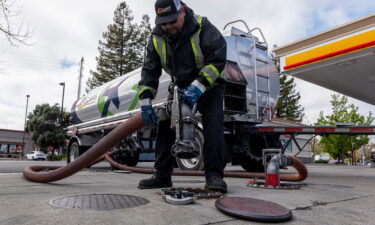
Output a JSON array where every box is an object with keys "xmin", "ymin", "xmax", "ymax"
[
  {"xmin": 363, "ymin": 143, "xmax": 375, "ymax": 162},
  {"xmin": 139, "ymin": 14, "xmax": 152, "ymax": 54},
  {"xmin": 86, "ymin": 1, "xmax": 152, "ymax": 90},
  {"xmin": 0, "ymin": 0, "xmax": 32, "ymax": 45},
  {"xmin": 311, "ymin": 137, "xmax": 324, "ymax": 155},
  {"xmin": 26, "ymin": 104, "xmax": 70, "ymax": 152},
  {"xmin": 272, "ymin": 53, "xmax": 305, "ymax": 121},
  {"xmin": 315, "ymin": 94, "xmax": 374, "ymax": 163}
]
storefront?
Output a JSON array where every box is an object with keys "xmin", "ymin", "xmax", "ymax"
[{"xmin": 0, "ymin": 129, "xmax": 32, "ymax": 158}]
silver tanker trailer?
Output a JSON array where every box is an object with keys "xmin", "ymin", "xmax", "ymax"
[{"xmin": 67, "ymin": 22, "xmax": 281, "ymax": 172}]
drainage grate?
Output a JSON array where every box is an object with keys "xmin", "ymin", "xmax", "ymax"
[{"xmin": 49, "ymin": 194, "xmax": 149, "ymax": 210}]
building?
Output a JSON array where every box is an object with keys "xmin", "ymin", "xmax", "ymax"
[
  {"xmin": 0, "ymin": 129, "xmax": 33, "ymax": 158},
  {"xmin": 274, "ymin": 13, "xmax": 375, "ymax": 106}
]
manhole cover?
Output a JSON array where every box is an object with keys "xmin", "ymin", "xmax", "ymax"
[
  {"xmin": 215, "ymin": 197, "xmax": 292, "ymax": 222},
  {"xmin": 49, "ymin": 194, "xmax": 149, "ymax": 210}
]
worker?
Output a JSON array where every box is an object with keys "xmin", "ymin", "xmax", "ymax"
[{"xmin": 137, "ymin": 0, "xmax": 227, "ymax": 193}]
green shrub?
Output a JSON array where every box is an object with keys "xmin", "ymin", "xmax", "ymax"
[
  {"xmin": 60, "ymin": 154, "xmax": 67, "ymax": 161},
  {"xmin": 47, "ymin": 154, "xmax": 66, "ymax": 161}
]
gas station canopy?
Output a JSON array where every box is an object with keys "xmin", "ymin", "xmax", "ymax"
[{"xmin": 274, "ymin": 13, "xmax": 375, "ymax": 105}]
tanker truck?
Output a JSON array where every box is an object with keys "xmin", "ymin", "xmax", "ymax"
[{"xmin": 67, "ymin": 21, "xmax": 282, "ymax": 172}]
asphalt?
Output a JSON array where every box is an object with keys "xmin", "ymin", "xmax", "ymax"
[{"xmin": 0, "ymin": 162, "xmax": 374, "ymax": 225}]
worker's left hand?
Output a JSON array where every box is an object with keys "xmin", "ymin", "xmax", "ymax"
[{"xmin": 181, "ymin": 83, "xmax": 204, "ymax": 107}]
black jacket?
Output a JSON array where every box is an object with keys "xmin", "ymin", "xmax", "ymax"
[{"xmin": 139, "ymin": 5, "xmax": 227, "ymax": 100}]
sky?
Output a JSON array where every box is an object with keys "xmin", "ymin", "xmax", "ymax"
[{"xmin": 0, "ymin": 0, "xmax": 374, "ymax": 133}]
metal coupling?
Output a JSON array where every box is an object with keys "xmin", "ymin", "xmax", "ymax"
[
  {"xmin": 266, "ymin": 155, "xmax": 280, "ymax": 187},
  {"xmin": 161, "ymin": 188, "xmax": 197, "ymax": 205}
]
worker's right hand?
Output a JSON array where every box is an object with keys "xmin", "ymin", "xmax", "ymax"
[{"xmin": 140, "ymin": 103, "xmax": 157, "ymax": 126}]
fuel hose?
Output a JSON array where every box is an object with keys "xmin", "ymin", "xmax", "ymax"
[
  {"xmin": 23, "ymin": 113, "xmax": 144, "ymax": 183},
  {"xmin": 23, "ymin": 113, "xmax": 308, "ymax": 183}
]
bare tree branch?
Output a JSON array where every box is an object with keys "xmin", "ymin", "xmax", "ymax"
[{"xmin": 0, "ymin": 0, "xmax": 32, "ymax": 46}]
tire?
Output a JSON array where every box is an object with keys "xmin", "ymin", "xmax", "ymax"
[
  {"xmin": 110, "ymin": 148, "xmax": 140, "ymax": 168},
  {"xmin": 176, "ymin": 129, "xmax": 204, "ymax": 171},
  {"xmin": 67, "ymin": 142, "xmax": 88, "ymax": 163},
  {"xmin": 240, "ymin": 156, "xmax": 265, "ymax": 172},
  {"xmin": 123, "ymin": 151, "xmax": 139, "ymax": 167},
  {"xmin": 239, "ymin": 133, "xmax": 282, "ymax": 172}
]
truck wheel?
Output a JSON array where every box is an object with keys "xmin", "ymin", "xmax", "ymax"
[
  {"xmin": 67, "ymin": 142, "xmax": 89, "ymax": 163},
  {"xmin": 240, "ymin": 156, "xmax": 264, "ymax": 172},
  {"xmin": 124, "ymin": 151, "xmax": 139, "ymax": 167},
  {"xmin": 176, "ymin": 129, "xmax": 204, "ymax": 171},
  {"xmin": 67, "ymin": 142, "xmax": 79, "ymax": 163},
  {"xmin": 239, "ymin": 133, "xmax": 282, "ymax": 172},
  {"xmin": 111, "ymin": 149, "xmax": 139, "ymax": 168}
]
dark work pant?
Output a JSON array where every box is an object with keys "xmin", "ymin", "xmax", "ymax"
[{"xmin": 154, "ymin": 84, "xmax": 226, "ymax": 180}]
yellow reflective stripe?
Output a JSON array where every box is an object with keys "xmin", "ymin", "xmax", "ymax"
[
  {"xmin": 153, "ymin": 37, "xmax": 160, "ymax": 56},
  {"xmin": 153, "ymin": 35, "xmax": 171, "ymax": 74},
  {"xmin": 200, "ymin": 71, "xmax": 214, "ymax": 85},
  {"xmin": 190, "ymin": 15, "xmax": 204, "ymax": 69},
  {"xmin": 206, "ymin": 64, "xmax": 220, "ymax": 77},
  {"xmin": 190, "ymin": 37, "xmax": 200, "ymax": 69},
  {"xmin": 197, "ymin": 16, "xmax": 203, "ymax": 24},
  {"xmin": 138, "ymin": 86, "xmax": 157, "ymax": 98},
  {"xmin": 199, "ymin": 64, "xmax": 222, "ymax": 86},
  {"xmin": 197, "ymin": 16, "xmax": 203, "ymax": 35},
  {"xmin": 162, "ymin": 39, "xmax": 167, "ymax": 67}
]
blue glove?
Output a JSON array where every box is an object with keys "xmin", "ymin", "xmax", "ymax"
[
  {"xmin": 141, "ymin": 105, "xmax": 157, "ymax": 126},
  {"xmin": 182, "ymin": 83, "xmax": 204, "ymax": 107}
]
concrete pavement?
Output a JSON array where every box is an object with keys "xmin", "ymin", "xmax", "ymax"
[{"xmin": 0, "ymin": 162, "xmax": 374, "ymax": 225}]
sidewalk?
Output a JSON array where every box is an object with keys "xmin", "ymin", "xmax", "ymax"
[
  {"xmin": 0, "ymin": 164, "xmax": 374, "ymax": 225},
  {"xmin": 0, "ymin": 157, "xmax": 22, "ymax": 161}
]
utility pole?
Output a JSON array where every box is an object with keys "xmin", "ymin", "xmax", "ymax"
[
  {"xmin": 77, "ymin": 57, "xmax": 84, "ymax": 100},
  {"xmin": 22, "ymin": 95, "xmax": 30, "ymax": 159},
  {"xmin": 59, "ymin": 82, "xmax": 65, "ymax": 114}
]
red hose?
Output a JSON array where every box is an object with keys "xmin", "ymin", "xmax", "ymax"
[
  {"xmin": 23, "ymin": 113, "xmax": 144, "ymax": 183},
  {"xmin": 105, "ymin": 154, "xmax": 308, "ymax": 182},
  {"xmin": 23, "ymin": 112, "xmax": 308, "ymax": 183}
]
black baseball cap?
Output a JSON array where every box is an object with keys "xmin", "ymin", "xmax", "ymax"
[{"xmin": 155, "ymin": 0, "xmax": 182, "ymax": 25}]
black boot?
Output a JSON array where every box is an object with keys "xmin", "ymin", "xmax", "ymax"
[
  {"xmin": 205, "ymin": 175, "xmax": 227, "ymax": 193},
  {"xmin": 138, "ymin": 175, "xmax": 172, "ymax": 189}
]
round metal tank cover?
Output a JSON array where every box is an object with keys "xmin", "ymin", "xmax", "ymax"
[{"xmin": 215, "ymin": 197, "xmax": 292, "ymax": 222}]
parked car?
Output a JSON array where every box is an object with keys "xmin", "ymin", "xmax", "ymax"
[
  {"xmin": 328, "ymin": 160, "xmax": 338, "ymax": 164},
  {"xmin": 26, "ymin": 151, "xmax": 47, "ymax": 160}
]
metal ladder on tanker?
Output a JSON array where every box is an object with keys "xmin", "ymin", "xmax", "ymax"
[
  {"xmin": 250, "ymin": 28, "xmax": 272, "ymax": 120},
  {"xmin": 223, "ymin": 20, "xmax": 272, "ymax": 120}
]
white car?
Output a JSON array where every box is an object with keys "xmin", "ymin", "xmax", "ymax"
[{"xmin": 26, "ymin": 151, "xmax": 47, "ymax": 160}]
